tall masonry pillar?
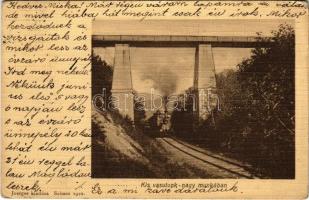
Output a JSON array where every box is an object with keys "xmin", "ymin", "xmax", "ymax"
[
  {"xmin": 194, "ymin": 44, "xmax": 218, "ymax": 122},
  {"xmin": 111, "ymin": 44, "xmax": 134, "ymax": 120}
]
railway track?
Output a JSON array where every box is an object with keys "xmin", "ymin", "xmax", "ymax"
[
  {"xmin": 160, "ymin": 137, "xmax": 260, "ymax": 179},
  {"xmin": 170, "ymin": 136, "xmax": 252, "ymax": 170}
]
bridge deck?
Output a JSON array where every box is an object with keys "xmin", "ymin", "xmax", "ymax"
[{"xmin": 92, "ymin": 35, "xmax": 273, "ymax": 47}]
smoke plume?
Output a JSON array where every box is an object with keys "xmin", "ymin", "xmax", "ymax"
[{"xmin": 141, "ymin": 68, "xmax": 178, "ymax": 96}]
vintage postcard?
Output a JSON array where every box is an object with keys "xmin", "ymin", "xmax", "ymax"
[{"xmin": 1, "ymin": 0, "xmax": 308, "ymax": 199}]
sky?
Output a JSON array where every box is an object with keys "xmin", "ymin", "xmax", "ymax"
[{"xmin": 93, "ymin": 19, "xmax": 293, "ymax": 95}]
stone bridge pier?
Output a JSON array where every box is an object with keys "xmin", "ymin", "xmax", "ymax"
[
  {"xmin": 194, "ymin": 44, "xmax": 218, "ymax": 123},
  {"xmin": 111, "ymin": 44, "xmax": 134, "ymax": 120}
]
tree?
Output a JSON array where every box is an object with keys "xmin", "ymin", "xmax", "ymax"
[
  {"xmin": 236, "ymin": 24, "xmax": 295, "ymax": 178},
  {"xmin": 195, "ymin": 24, "xmax": 295, "ymax": 178},
  {"xmin": 92, "ymin": 53, "xmax": 113, "ymax": 112},
  {"xmin": 170, "ymin": 87, "xmax": 195, "ymax": 138},
  {"xmin": 92, "ymin": 53, "xmax": 113, "ymax": 98}
]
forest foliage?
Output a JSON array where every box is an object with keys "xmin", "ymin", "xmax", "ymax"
[{"xmin": 178, "ymin": 24, "xmax": 295, "ymax": 178}]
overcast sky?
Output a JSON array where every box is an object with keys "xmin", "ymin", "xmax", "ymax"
[{"xmin": 93, "ymin": 19, "xmax": 293, "ymax": 95}]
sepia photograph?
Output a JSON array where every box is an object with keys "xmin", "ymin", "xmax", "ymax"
[
  {"xmin": 91, "ymin": 19, "xmax": 295, "ymax": 179},
  {"xmin": 2, "ymin": 0, "xmax": 308, "ymax": 198}
]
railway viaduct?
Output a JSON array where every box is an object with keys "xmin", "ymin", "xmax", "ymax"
[{"xmin": 92, "ymin": 35, "xmax": 272, "ymax": 122}]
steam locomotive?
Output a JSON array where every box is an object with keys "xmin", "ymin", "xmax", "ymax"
[
  {"xmin": 144, "ymin": 109, "xmax": 171, "ymax": 137},
  {"xmin": 144, "ymin": 97, "xmax": 172, "ymax": 137}
]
